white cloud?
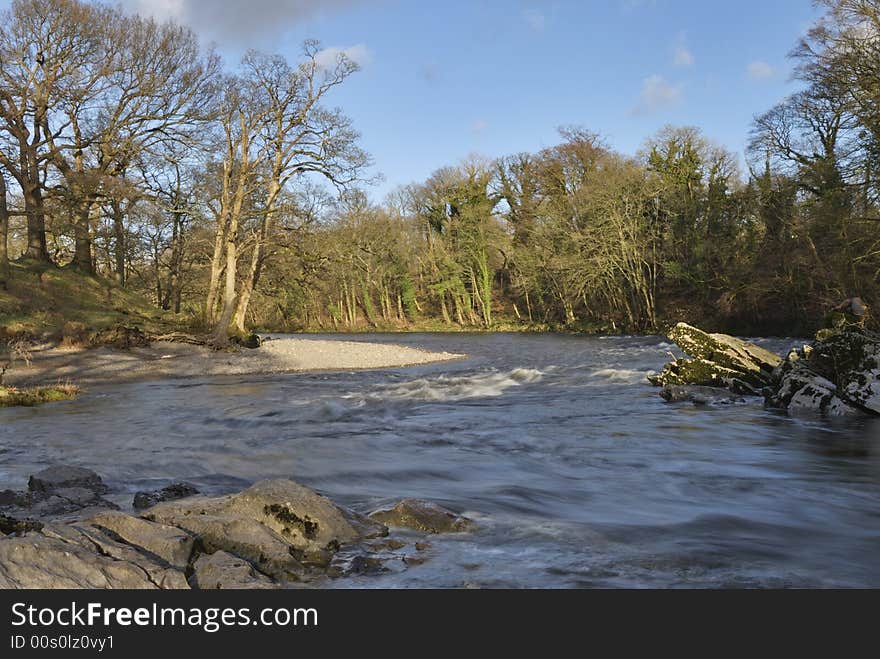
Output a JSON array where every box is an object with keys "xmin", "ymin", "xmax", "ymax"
[
  {"xmin": 747, "ymin": 60, "xmax": 776, "ymax": 80},
  {"xmin": 673, "ymin": 32, "xmax": 694, "ymax": 68},
  {"xmin": 471, "ymin": 119, "xmax": 489, "ymax": 135},
  {"xmin": 315, "ymin": 44, "xmax": 372, "ymax": 70},
  {"xmin": 121, "ymin": 0, "xmax": 371, "ymax": 47},
  {"xmin": 632, "ymin": 74, "xmax": 683, "ymax": 115},
  {"xmin": 524, "ymin": 10, "xmax": 546, "ymax": 34}
]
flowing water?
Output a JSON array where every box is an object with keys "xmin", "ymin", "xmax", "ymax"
[{"xmin": 2, "ymin": 333, "xmax": 879, "ymax": 588}]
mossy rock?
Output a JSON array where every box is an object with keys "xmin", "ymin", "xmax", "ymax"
[{"xmin": 648, "ymin": 357, "xmax": 764, "ymax": 389}]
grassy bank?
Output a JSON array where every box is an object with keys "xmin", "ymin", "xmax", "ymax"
[
  {"xmin": 0, "ymin": 384, "xmax": 79, "ymax": 407},
  {"xmin": 0, "ymin": 259, "xmax": 182, "ymax": 341}
]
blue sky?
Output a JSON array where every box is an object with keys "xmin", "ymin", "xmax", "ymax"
[{"xmin": 6, "ymin": 0, "xmax": 825, "ymax": 199}]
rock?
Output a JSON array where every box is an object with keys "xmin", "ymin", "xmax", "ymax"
[
  {"xmin": 649, "ymin": 358, "xmax": 761, "ymax": 390},
  {"xmin": 28, "ymin": 466, "xmax": 108, "ymax": 495},
  {"xmin": 0, "ymin": 514, "xmax": 43, "ymax": 536},
  {"xmin": 660, "ymin": 385, "xmax": 746, "ymax": 406},
  {"xmin": 142, "ymin": 479, "xmax": 384, "ymax": 580},
  {"xmin": 3, "ymin": 468, "xmax": 118, "ymax": 521},
  {"xmin": 90, "ymin": 324, "xmax": 150, "ymax": 349},
  {"xmin": 233, "ymin": 332, "xmax": 262, "ymax": 349},
  {"xmin": 824, "ymin": 297, "xmax": 870, "ymax": 331},
  {"xmin": 133, "ymin": 482, "xmax": 200, "ymax": 510},
  {"xmin": 42, "ymin": 522, "xmax": 190, "ymax": 589},
  {"xmin": 0, "ymin": 489, "xmax": 28, "ymax": 507},
  {"xmin": 668, "ymin": 323, "xmax": 781, "ymax": 376},
  {"xmin": 84, "ymin": 511, "xmax": 195, "ymax": 570},
  {"xmin": 649, "ymin": 324, "xmax": 781, "ymax": 396},
  {"xmin": 370, "ymin": 499, "xmax": 476, "ymax": 534},
  {"xmin": 0, "ymin": 475, "xmax": 440, "ymax": 588},
  {"xmin": 191, "ymin": 551, "xmax": 275, "ymax": 589},
  {"xmin": 0, "ymin": 533, "xmax": 167, "ymax": 589},
  {"xmin": 766, "ymin": 329, "xmax": 879, "ymax": 417}
]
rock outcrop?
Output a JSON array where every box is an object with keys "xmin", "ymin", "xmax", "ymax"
[
  {"xmin": 0, "ymin": 467, "xmax": 473, "ymax": 589},
  {"xmin": 766, "ymin": 329, "xmax": 879, "ymax": 417},
  {"xmin": 649, "ymin": 323, "xmax": 781, "ymax": 394},
  {"xmin": 651, "ymin": 320, "xmax": 880, "ymax": 418},
  {"xmin": 1, "ymin": 466, "xmax": 118, "ymax": 522}
]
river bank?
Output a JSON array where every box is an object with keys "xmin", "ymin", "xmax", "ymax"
[
  {"xmin": 3, "ymin": 337, "xmax": 465, "ymax": 388},
  {"xmin": 1, "ymin": 333, "xmax": 878, "ymax": 587}
]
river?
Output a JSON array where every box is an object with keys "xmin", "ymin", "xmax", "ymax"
[{"xmin": 2, "ymin": 333, "xmax": 879, "ymax": 587}]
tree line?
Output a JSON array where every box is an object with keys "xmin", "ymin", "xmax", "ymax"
[{"xmin": 1, "ymin": 0, "xmax": 877, "ymax": 338}]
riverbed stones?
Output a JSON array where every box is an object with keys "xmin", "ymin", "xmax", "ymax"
[
  {"xmin": 133, "ymin": 482, "xmax": 200, "ymax": 510},
  {"xmin": 370, "ymin": 499, "xmax": 476, "ymax": 534}
]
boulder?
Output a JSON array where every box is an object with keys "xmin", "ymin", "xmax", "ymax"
[
  {"xmin": 370, "ymin": 499, "xmax": 476, "ymax": 534},
  {"xmin": 133, "ymin": 482, "xmax": 200, "ymax": 510},
  {"xmin": 143, "ymin": 480, "xmax": 373, "ymax": 565},
  {"xmin": 0, "ymin": 533, "xmax": 168, "ymax": 589},
  {"xmin": 649, "ymin": 323, "xmax": 781, "ymax": 394},
  {"xmin": 0, "ymin": 474, "xmax": 442, "ymax": 588},
  {"xmin": 28, "ymin": 466, "xmax": 108, "ymax": 495},
  {"xmin": 2, "ymin": 467, "xmax": 118, "ymax": 522},
  {"xmin": 668, "ymin": 323, "xmax": 782, "ymax": 376}
]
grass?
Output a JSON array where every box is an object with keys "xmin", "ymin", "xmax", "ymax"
[{"xmin": 0, "ymin": 383, "xmax": 80, "ymax": 407}]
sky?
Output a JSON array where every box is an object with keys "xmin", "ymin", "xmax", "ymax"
[{"xmin": 6, "ymin": 0, "xmax": 825, "ymax": 200}]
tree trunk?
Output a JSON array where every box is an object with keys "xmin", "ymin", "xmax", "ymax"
[
  {"xmin": 0, "ymin": 174, "xmax": 9, "ymax": 289},
  {"xmin": 213, "ymin": 240, "xmax": 238, "ymax": 346},
  {"xmin": 112, "ymin": 200, "xmax": 126, "ymax": 285},
  {"xmin": 69, "ymin": 197, "xmax": 95, "ymax": 273},
  {"xmin": 205, "ymin": 225, "xmax": 226, "ymax": 324},
  {"xmin": 23, "ymin": 182, "xmax": 49, "ymax": 262},
  {"xmin": 232, "ymin": 248, "xmax": 261, "ymax": 334}
]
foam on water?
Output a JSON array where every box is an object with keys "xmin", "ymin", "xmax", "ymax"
[
  {"xmin": 589, "ymin": 368, "xmax": 655, "ymax": 384},
  {"xmin": 360, "ymin": 367, "xmax": 544, "ymax": 402}
]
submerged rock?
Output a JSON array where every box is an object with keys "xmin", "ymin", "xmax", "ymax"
[
  {"xmin": 133, "ymin": 482, "xmax": 200, "ymax": 510},
  {"xmin": 660, "ymin": 385, "xmax": 745, "ymax": 406},
  {"xmin": 370, "ymin": 499, "xmax": 476, "ymax": 534}
]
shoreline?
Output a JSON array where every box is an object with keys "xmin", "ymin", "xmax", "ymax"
[{"xmin": 3, "ymin": 337, "xmax": 466, "ymax": 388}]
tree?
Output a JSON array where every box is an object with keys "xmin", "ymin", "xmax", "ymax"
[{"xmin": 206, "ymin": 43, "xmax": 369, "ymax": 344}]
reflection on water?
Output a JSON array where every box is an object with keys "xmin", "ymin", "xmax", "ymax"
[{"xmin": 1, "ymin": 333, "xmax": 879, "ymax": 587}]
